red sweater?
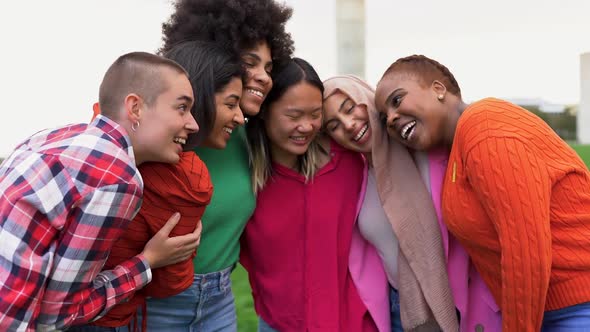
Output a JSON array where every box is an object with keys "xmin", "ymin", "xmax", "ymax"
[
  {"xmin": 93, "ymin": 151, "xmax": 212, "ymax": 328},
  {"xmin": 442, "ymin": 98, "xmax": 590, "ymax": 331},
  {"xmin": 240, "ymin": 142, "xmax": 376, "ymax": 332}
]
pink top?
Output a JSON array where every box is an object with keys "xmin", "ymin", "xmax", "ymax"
[
  {"xmin": 240, "ymin": 142, "xmax": 383, "ymax": 332},
  {"xmin": 427, "ymin": 148, "xmax": 501, "ymax": 331}
]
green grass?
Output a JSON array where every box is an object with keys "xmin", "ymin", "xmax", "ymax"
[
  {"xmin": 231, "ymin": 264, "xmax": 257, "ymax": 331},
  {"xmin": 571, "ymin": 144, "xmax": 590, "ymax": 166}
]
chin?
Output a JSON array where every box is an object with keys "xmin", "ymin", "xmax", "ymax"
[
  {"xmin": 242, "ymin": 101, "xmax": 262, "ymax": 116},
  {"xmin": 289, "ymin": 146, "xmax": 310, "ymax": 156},
  {"xmin": 212, "ymin": 142, "xmax": 227, "ymax": 150}
]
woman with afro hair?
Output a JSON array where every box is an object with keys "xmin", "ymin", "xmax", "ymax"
[{"xmin": 134, "ymin": 0, "xmax": 296, "ymax": 331}]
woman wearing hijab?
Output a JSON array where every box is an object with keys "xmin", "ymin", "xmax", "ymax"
[{"xmin": 322, "ymin": 75, "xmax": 501, "ymax": 331}]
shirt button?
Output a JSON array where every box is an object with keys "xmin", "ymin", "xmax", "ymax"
[{"xmin": 475, "ymin": 324, "xmax": 484, "ymax": 332}]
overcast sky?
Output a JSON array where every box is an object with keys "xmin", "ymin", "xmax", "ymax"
[{"xmin": 1, "ymin": 0, "xmax": 589, "ymax": 157}]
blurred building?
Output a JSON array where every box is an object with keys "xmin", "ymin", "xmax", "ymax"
[
  {"xmin": 336, "ymin": 0, "xmax": 365, "ymax": 78},
  {"xmin": 579, "ymin": 53, "xmax": 590, "ymax": 144}
]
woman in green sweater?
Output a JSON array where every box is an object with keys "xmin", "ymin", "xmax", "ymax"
[{"xmin": 139, "ymin": 0, "xmax": 295, "ymax": 330}]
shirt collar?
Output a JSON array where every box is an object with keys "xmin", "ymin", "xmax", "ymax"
[{"xmin": 92, "ymin": 114, "xmax": 137, "ymax": 165}]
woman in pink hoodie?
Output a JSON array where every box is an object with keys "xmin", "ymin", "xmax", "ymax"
[{"xmin": 240, "ymin": 59, "xmax": 390, "ymax": 332}]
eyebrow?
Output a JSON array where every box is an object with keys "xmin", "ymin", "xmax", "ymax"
[
  {"xmin": 243, "ymin": 52, "xmax": 260, "ymax": 61},
  {"xmin": 177, "ymin": 95, "xmax": 194, "ymax": 104},
  {"xmin": 384, "ymin": 88, "xmax": 403, "ymax": 107},
  {"xmin": 286, "ymin": 107, "xmax": 322, "ymax": 113},
  {"xmin": 243, "ymin": 52, "xmax": 272, "ymax": 67},
  {"xmin": 338, "ymin": 97, "xmax": 351, "ymax": 113},
  {"xmin": 225, "ymin": 94, "xmax": 240, "ymax": 101}
]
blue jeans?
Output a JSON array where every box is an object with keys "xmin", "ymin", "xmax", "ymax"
[
  {"xmin": 68, "ymin": 325, "xmax": 120, "ymax": 332},
  {"xmin": 542, "ymin": 301, "xmax": 590, "ymax": 331},
  {"xmin": 390, "ymin": 287, "xmax": 403, "ymax": 332},
  {"xmin": 258, "ymin": 317, "xmax": 279, "ymax": 332},
  {"xmin": 124, "ymin": 265, "xmax": 237, "ymax": 332}
]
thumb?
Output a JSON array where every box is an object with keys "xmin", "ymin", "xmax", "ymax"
[
  {"xmin": 158, "ymin": 212, "xmax": 181, "ymax": 237},
  {"xmin": 193, "ymin": 219, "xmax": 203, "ymax": 236}
]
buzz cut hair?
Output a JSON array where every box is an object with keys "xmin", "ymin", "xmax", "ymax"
[{"xmin": 98, "ymin": 51, "xmax": 188, "ymax": 117}]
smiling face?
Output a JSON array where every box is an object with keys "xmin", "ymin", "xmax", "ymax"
[
  {"xmin": 202, "ymin": 77, "xmax": 244, "ymax": 149},
  {"xmin": 375, "ymin": 73, "xmax": 449, "ymax": 151},
  {"xmin": 240, "ymin": 41, "xmax": 273, "ymax": 116},
  {"xmin": 134, "ymin": 69, "xmax": 198, "ymax": 164},
  {"xmin": 323, "ymin": 91, "xmax": 372, "ymax": 153},
  {"xmin": 265, "ymin": 81, "xmax": 323, "ymax": 168}
]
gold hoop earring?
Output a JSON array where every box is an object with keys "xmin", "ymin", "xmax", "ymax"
[{"xmin": 131, "ymin": 121, "xmax": 139, "ymax": 132}]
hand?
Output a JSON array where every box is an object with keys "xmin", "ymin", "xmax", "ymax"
[{"xmin": 141, "ymin": 212, "xmax": 202, "ymax": 269}]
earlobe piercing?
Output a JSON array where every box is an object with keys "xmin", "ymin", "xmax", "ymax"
[
  {"xmin": 131, "ymin": 121, "xmax": 140, "ymax": 132},
  {"xmin": 438, "ymin": 94, "xmax": 444, "ymax": 101}
]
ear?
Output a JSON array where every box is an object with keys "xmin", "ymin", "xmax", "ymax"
[
  {"xmin": 432, "ymin": 80, "xmax": 447, "ymax": 99},
  {"xmin": 123, "ymin": 93, "xmax": 143, "ymax": 123}
]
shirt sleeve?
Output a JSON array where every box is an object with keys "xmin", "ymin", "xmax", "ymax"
[
  {"xmin": 464, "ymin": 137, "xmax": 552, "ymax": 331},
  {"xmin": 37, "ymin": 183, "xmax": 151, "ymax": 330}
]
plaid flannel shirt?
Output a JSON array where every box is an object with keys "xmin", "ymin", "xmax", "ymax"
[{"xmin": 0, "ymin": 115, "xmax": 151, "ymax": 331}]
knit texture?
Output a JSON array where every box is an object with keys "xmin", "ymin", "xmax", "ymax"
[
  {"xmin": 240, "ymin": 142, "xmax": 376, "ymax": 332},
  {"xmin": 443, "ymin": 98, "xmax": 590, "ymax": 331},
  {"xmin": 93, "ymin": 151, "xmax": 212, "ymax": 328},
  {"xmin": 330, "ymin": 74, "xmax": 459, "ymax": 331}
]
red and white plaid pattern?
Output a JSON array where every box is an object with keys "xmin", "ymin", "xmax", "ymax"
[{"xmin": 0, "ymin": 115, "xmax": 151, "ymax": 331}]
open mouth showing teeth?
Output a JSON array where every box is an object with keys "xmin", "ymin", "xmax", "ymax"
[
  {"xmin": 223, "ymin": 127, "xmax": 233, "ymax": 134},
  {"xmin": 353, "ymin": 124, "xmax": 368, "ymax": 142},
  {"xmin": 401, "ymin": 120, "xmax": 416, "ymax": 140},
  {"xmin": 247, "ymin": 89, "xmax": 264, "ymax": 98},
  {"xmin": 291, "ymin": 136, "xmax": 307, "ymax": 142},
  {"xmin": 173, "ymin": 137, "xmax": 186, "ymax": 145}
]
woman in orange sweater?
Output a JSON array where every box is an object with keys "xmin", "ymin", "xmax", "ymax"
[{"xmin": 374, "ymin": 54, "xmax": 590, "ymax": 331}]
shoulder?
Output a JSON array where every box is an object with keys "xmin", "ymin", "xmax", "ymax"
[
  {"xmin": 456, "ymin": 98, "xmax": 552, "ymax": 153},
  {"xmin": 140, "ymin": 151, "xmax": 212, "ymax": 198}
]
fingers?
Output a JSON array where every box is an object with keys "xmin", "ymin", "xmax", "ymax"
[
  {"xmin": 192, "ymin": 219, "xmax": 202, "ymax": 236},
  {"xmin": 170, "ymin": 220, "xmax": 202, "ymax": 246},
  {"xmin": 158, "ymin": 212, "xmax": 181, "ymax": 237}
]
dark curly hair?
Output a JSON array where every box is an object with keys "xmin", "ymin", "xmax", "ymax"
[{"xmin": 159, "ymin": 0, "xmax": 295, "ymax": 69}]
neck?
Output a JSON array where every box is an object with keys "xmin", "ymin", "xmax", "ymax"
[
  {"xmin": 444, "ymin": 100, "xmax": 468, "ymax": 149},
  {"xmin": 363, "ymin": 152, "xmax": 373, "ymax": 167},
  {"xmin": 270, "ymin": 144, "xmax": 299, "ymax": 171}
]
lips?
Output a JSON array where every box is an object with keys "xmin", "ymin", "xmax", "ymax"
[
  {"xmin": 400, "ymin": 120, "xmax": 416, "ymax": 141},
  {"xmin": 290, "ymin": 135, "xmax": 311, "ymax": 145},
  {"xmin": 353, "ymin": 123, "xmax": 369, "ymax": 142},
  {"xmin": 246, "ymin": 87, "xmax": 265, "ymax": 99},
  {"xmin": 173, "ymin": 137, "xmax": 187, "ymax": 145}
]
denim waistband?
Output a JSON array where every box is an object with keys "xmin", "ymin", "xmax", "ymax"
[{"xmin": 193, "ymin": 265, "xmax": 233, "ymax": 292}]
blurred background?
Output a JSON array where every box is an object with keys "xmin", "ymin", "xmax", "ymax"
[{"xmin": 1, "ymin": 1, "xmax": 589, "ymax": 330}]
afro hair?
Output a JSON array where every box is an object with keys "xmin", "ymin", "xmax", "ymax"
[{"xmin": 160, "ymin": 0, "xmax": 295, "ymax": 69}]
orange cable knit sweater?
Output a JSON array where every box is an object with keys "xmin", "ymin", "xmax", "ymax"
[{"xmin": 442, "ymin": 98, "xmax": 590, "ymax": 331}]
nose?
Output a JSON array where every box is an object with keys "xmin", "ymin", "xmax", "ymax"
[
  {"xmin": 250, "ymin": 66, "xmax": 271, "ymax": 86},
  {"xmin": 386, "ymin": 108, "xmax": 399, "ymax": 128},
  {"xmin": 233, "ymin": 106, "xmax": 245, "ymax": 126},
  {"xmin": 297, "ymin": 120, "xmax": 315, "ymax": 133},
  {"xmin": 342, "ymin": 117, "xmax": 356, "ymax": 132},
  {"xmin": 186, "ymin": 113, "xmax": 200, "ymax": 134}
]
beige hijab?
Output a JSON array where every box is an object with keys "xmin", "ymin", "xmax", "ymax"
[{"xmin": 323, "ymin": 75, "xmax": 459, "ymax": 331}]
